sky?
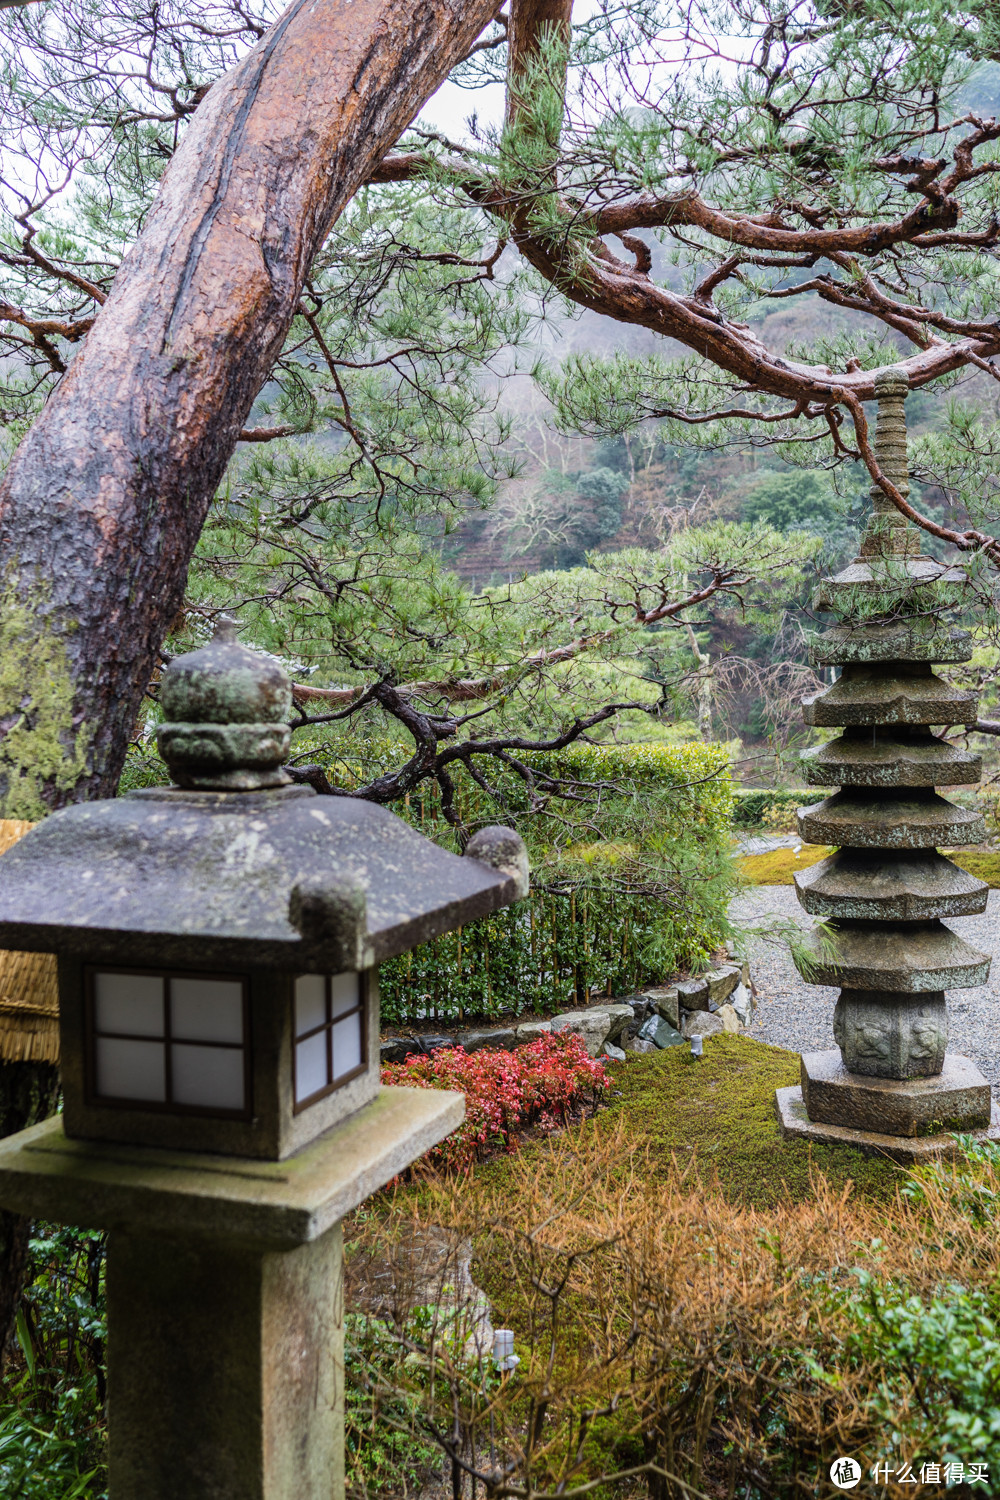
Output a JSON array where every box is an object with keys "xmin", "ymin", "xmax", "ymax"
[{"xmin": 422, "ymin": 77, "xmax": 506, "ymax": 145}]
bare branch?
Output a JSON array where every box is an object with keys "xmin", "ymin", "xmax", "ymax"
[{"xmin": 238, "ymin": 423, "xmax": 297, "ymax": 442}]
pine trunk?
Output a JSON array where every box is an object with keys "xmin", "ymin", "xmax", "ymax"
[{"xmin": 0, "ymin": 0, "xmax": 501, "ymax": 816}]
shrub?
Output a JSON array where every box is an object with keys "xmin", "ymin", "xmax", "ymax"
[
  {"xmin": 379, "ymin": 881, "xmax": 724, "ymax": 1025},
  {"xmin": 380, "ymin": 1033, "xmax": 609, "ymax": 1172},
  {"xmin": 381, "ymin": 742, "xmax": 737, "ymax": 1024},
  {"xmin": 0, "ymin": 1225, "xmax": 107, "ymax": 1499},
  {"xmin": 733, "ymin": 787, "xmax": 826, "ymax": 828},
  {"xmin": 344, "ymin": 1312, "xmax": 443, "ymax": 1497},
  {"xmin": 523, "ymin": 741, "xmax": 734, "ymax": 835}
]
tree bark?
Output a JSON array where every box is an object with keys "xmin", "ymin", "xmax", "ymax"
[
  {"xmin": 505, "ymin": 0, "xmax": 573, "ymax": 124},
  {"xmin": 0, "ymin": 0, "xmax": 502, "ymax": 815}
]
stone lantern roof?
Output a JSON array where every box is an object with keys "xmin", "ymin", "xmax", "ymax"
[{"xmin": 0, "ymin": 622, "xmax": 528, "ymax": 971}]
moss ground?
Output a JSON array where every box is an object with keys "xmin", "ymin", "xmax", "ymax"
[
  {"xmin": 472, "ymin": 1033, "xmax": 901, "ymax": 1211},
  {"xmin": 738, "ymin": 844, "xmax": 829, "ymax": 884},
  {"xmin": 741, "ymin": 844, "xmax": 1000, "ymax": 887}
]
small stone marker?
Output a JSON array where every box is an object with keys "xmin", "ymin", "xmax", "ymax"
[
  {"xmin": 603, "ymin": 1002, "xmax": 636, "ymax": 1045},
  {"xmin": 462, "ymin": 1028, "xmax": 517, "ymax": 1053},
  {"xmin": 730, "ymin": 983, "xmax": 753, "ymax": 1027},
  {"xmin": 641, "ymin": 985, "xmax": 680, "ymax": 1029},
  {"xmin": 676, "ymin": 977, "xmax": 710, "ymax": 1011},
  {"xmin": 550, "ymin": 1009, "xmax": 612, "ymax": 1057},
  {"xmin": 683, "ymin": 1011, "xmax": 724, "ymax": 1040},
  {"xmin": 516, "ymin": 1018, "xmax": 552, "ymax": 1044},
  {"xmin": 703, "ymin": 965, "xmax": 741, "ymax": 1003}
]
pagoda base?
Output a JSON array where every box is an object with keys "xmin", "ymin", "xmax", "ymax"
[
  {"xmin": 777, "ymin": 1048, "xmax": 996, "ymax": 1165},
  {"xmin": 800, "ymin": 1048, "xmax": 991, "ymax": 1135},
  {"xmin": 775, "ymin": 1085, "xmax": 1000, "ymax": 1164}
]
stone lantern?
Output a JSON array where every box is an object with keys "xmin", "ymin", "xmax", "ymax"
[
  {"xmin": 0, "ymin": 621, "xmax": 528, "ymax": 1499},
  {"xmin": 775, "ymin": 370, "xmax": 998, "ymax": 1162}
]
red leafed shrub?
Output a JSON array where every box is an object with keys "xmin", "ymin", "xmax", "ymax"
[{"xmin": 381, "ymin": 1033, "xmax": 610, "ymax": 1172}]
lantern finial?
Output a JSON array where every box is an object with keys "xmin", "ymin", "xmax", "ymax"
[{"xmin": 157, "ymin": 617, "xmax": 293, "ymax": 790}]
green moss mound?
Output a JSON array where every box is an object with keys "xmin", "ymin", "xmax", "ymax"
[
  {"xmin": 475, "ymin": 1034, "xmax": 901, "ymax": 1210},
  {"xmin": 739, "ymin": 844, "xmax": 830, "ymax": 884},
  {"xmin": 948, "ymin": 849, "xmax": 1000, "ymax": 887},
  {"xmin": 741, "ymin": 844, "xmax": 1000, "ymax": 889}
]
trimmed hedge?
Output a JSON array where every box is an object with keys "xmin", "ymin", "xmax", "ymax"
[
  {"xmin": 524, "ymin": 741, "xmax": 734, "ymax": 834},
  {"xmin": 733, "ymin": 787, "xmax": 829, "ymax": 827},
  {"xmin": 380, "ymin": 741, "xmax": 736, "ymax": 1025},
  {"xmin": 381, "ymin": 884, "xmax": 673, "ymax": 1024}
]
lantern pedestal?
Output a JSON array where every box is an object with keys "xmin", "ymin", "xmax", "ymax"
[
  {"xmin": 108, "ymin": 1225, "xmax": 343, "ymax": 1500},
  {"xmin": 0, "ymin": 1086, "xmax": 462, "ymax": 1499}
]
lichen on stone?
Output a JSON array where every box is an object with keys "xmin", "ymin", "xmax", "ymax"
[{"xmin": 0, "ymin": 579, "xmax": 90, "ymax": 820}]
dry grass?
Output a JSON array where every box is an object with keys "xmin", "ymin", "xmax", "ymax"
[
  {"xmin": 346, "ymin": 1044, "xmax": 1000, "ymax": 1499},
  {"xmin": 0, "ymin": 820, "xmax": 58, "ymax": 1065},
  {"xmin": 347, "ymin": 1124, "xmax": 1000, "ymax": 1500}
]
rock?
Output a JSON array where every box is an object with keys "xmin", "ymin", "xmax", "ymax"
[
  {"xmin": 602, "ymin": 1003, "xmax": 636, "ymax": 1046},
  {"xmin": 630, "ymin": 996, "xmax": 654, "ymax": 1024},
  {"xmin": 380, "ymin": 1037, "xmax": 418, "ymax": 1065},
  {"xmin": 641, "ymin": 985, "xmax": 680, "ymax": 1029},
  {"xmin": 682, "ymin": 1010, "xmax": 724, "ymax": 1040},
  {"xmin": 716, "ymin": 1003, "xmax": 739, "ymax": 1034},
  {"xmin": 460, "ymin": 1028, "xmax": 516, "ymax": 1054},
  {"xmin": 602, "ymin": 1042, "xmax": 626, "ymax": 1062},
  {"xmin": 676, "ymin": 977, "xmax": 710, "ymax": 1011},
  {"xmin": 551, "ymin": 1009, "xmax": 612, "ymax": 1057},
  {"xmin": 703, "ymin": 965, "xmax": 741, "ymax": 1003},
  {"xmin": 516, "ymin": 1020, "xmax": 552, "ymax": 1045},
  {"xmin": 630, "ymin": 1036, "xmax": 657, "ymax": 1054},
  {"xmin": 730, "ymin": 984, "xmax": 753, "ymax": 1027},
  {"xmin": 638, "ymin": 1015, "xmax": 685, "ymax": 1050},
  {"xmin": 419, "ymin": 1034, "xmax": 455, "ymax": 1053}
]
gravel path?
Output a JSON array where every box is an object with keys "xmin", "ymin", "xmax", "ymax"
[{"xmin": 732, "ymin": 885, "xmax": 1000, "ymax": 1086}]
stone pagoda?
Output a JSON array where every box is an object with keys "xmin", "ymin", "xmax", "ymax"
[{"xmin": 775, "ymin": 368, "xmax": 998, "ymax": 1161}]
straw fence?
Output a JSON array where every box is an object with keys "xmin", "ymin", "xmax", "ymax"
[{"xmin": 0, "ymin": 821, "xmax": 58, "ymax": 1065}]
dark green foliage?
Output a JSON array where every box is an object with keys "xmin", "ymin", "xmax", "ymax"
[
  {"xmin": 835, "ymin": 1272, "xmax": 1000, "ymax": 1475},
  {"xmin": 733, "ymin": 787, "xmax": 821, "ymax": 827},
  {"xmin": 380, "ymin": 741, "xmax": 737, "ymax": 1024},
  {"xmin": 380, "ymin": 884, "xmax": 674, "ymax": 1024},
  {"xmin": 344, "ymin": 1313, "xmax": 443, "ymax": 1497},
  {"xmin": 743, "ymin": 469, "xmax": 838, "ymax": 532},
  {"xmin": 0, "ymin": 1225, "xmax": 107, "ymax": 1499}
]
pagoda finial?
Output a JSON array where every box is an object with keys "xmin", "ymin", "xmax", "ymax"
[{"xmin": 860, "ymin": 366, "xmax": 915, "ymax": 559}]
